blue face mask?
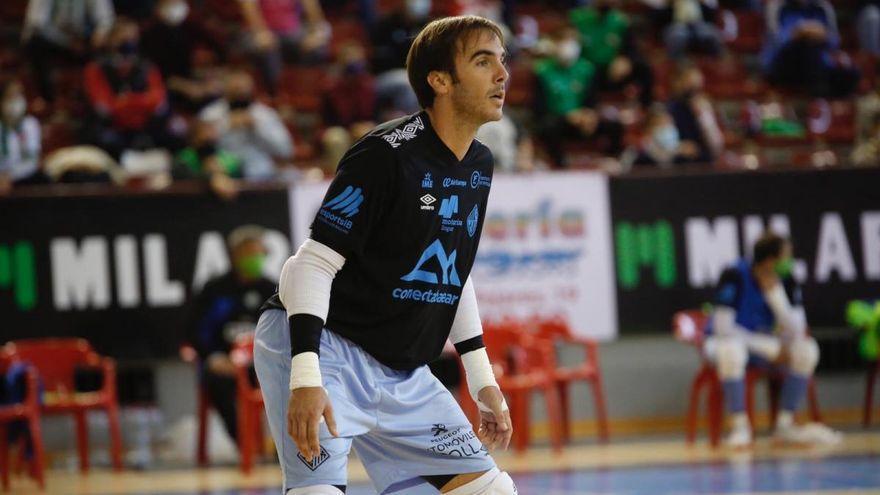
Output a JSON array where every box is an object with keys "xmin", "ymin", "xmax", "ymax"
[{"xmin": 653, "ymin": 125, "xmax": 680, "ymax": 151}]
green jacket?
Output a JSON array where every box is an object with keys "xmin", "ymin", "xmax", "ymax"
[
  {"xmin": 175, "ymin": 147, "xmax": 242, "ymax": 179},
  {"xmin": 569, "ymin": 7, "xmax": 629, "ymax": 67},
  {"xmin": 533, "ymin": 57, "xmax": 596, "ymax": 117}
]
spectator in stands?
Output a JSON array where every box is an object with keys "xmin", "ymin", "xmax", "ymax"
[
  {"xmin": 642, "ymin": 0, "xmax": 724, "ymax": 60},
  {"xmin": 142, "ymin": 0, "xmax": 227, "ymax": 112},
  {"xmin": 84, "ymin": 19, "xmax": 177, "ymax": 159},
  {"xmin": 534, "ymin": 26, "xmax": 624, "ymax": 167},
  {"xmin": 238, "ymin": 0, "xmax": 331, "ymax": 96},
  {"xmin": 173, "ymin": 119, "xmax": 241, "ymax": 199},
  {"xmin": 667, "ymin": 65, "xmax": 724, "ymax": 164},
  {"xmin": 320, "ymin": 42, "xmax": 377, "ymax": 174},
  {"xmin": 21, "ymin": 0, "xmax": 116, "ymax": 105},
  {"xmin": 627, "ymin": 105, "xmax": 702, "ymax": 168},
  {"xmin": 852, "ymin": 85, "xmax": 880, "ymax": 166},
  {"xmin": 705, "ymin": 232, "xmax": 842, "ymax": 447},
  {"xmin": 199, "ymin": 70, "xmax": 293, "ymax": 180},
  {"xmin": 370, "ymin": 0, "xmax": 431, "ymax": 117},
  {"xmin": 857, "ymin": 1, "xmax": 880, "ymax": 57},
  {"xmin": 187, "ymin": 225, "xmax": 277, "ymax": 447},
  {"xmin": 475, "ymin": 114, "xmax": 536, "ymax": 173},
  {"xmin": 571, "ymin": 0, "xmax": 654, "ymax": 108},
  {"xmin": 0, "ymin": 80, "xmax": 45, "ymax": 193},
  {"xmin": 762, "ymin": 0, "xmax": 860, "ymax": 97}
]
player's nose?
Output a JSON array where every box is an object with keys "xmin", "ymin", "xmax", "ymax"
[{"xmin": 495, "ymin": 62, "xmax": 508, "ymax": 85}]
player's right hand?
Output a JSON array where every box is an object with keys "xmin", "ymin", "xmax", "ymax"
[{"xmin": 287, "ymin": 387, "xmax": 338, "ymax": 461}]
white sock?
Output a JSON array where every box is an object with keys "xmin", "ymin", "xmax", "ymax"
[
  {"xmin": 777, "ymin": 410, "xmax": 794, "ymax": 430},
  {"xmin": 731, "ymin": 412, "xmax": 749, "ymax": 431}
]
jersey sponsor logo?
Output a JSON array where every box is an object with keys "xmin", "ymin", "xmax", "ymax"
[
  {"xmin": 439, "ymin": 196, "xmax": 463, "ymax": 232},
  {"xmin": 432, "ymin": 424, "xmax": 449, "ymax": 437},
  {"xmin": 322, "ymin": 186, "xmax": 364, "ymax": 218},
  {"xmin": 401, "ymin": 239, "xmax": 461, "ymax": 286},
  {"xmin": 470, "ymin": 171, "xmax": 491, "ymax": 189},
  {"xmin": 427, "ymin": 426, "xmax": 488, "ymax": 458},
  {"xmin": 422, "ymin": 172, "xmax": 433, "ymax": 189},
  {"xmin": 391, "ymin": 287, "xmax": 460, "ymax": 305},
  {"xmin": 467, "ymin": 205, "xmax": 479, "ymax": 238},
  {"xmin": 420, "ymin": 194, "xmax": 437, "ymax": 211},
  {"xmin": 442, "ymin": 177, "xmax": 468, "ymax": 188},
  {"xmin": 297, "ymin": 446, "xmax": 330, "ymax": 471},
  {"xmin": 382, "ymin": 116, "xmax": 425, "ymax": 148}
]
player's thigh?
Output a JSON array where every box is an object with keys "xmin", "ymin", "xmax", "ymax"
[{"xmin": 254, "ymin": 310, "xmax": 352, "ymax": 489}]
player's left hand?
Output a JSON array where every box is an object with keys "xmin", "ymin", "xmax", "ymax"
[{"xmin": 476, "ymin": 386, "xmax": 512, "ymax": 450}]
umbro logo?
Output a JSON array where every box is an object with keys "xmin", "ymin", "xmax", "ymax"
[
  {"xmin": 297, "ymin": 446, "xmax": 330, "ymax": 471},
  {"xmin": 432, "ymin": 424, "xmax": 448, "ymax": 437},
  {"xmin": 420, "ymin": 194, "xmax": 436, "ymax": 210}
]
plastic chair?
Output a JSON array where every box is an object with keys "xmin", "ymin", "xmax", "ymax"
[
  {"xmin": 0, "ymin": 356, "xmax": 44, "ymax": 491},
  {"xmin": 533, "ymin": 316, "xmax": 610, "ymax": 444},
  {"xmin": 673, "ymin": 309, "xmax": 822, "ymax": 447},
  {"xmin": 179, "ymin": 344, "xmax": 213, "ymax": 467},
  {"xmin": 865, "ymin": 360, "xmax": 880, "ymax": 428},
  {"xmin": 2, "ymin": 339, "xmax": 122, "ymax": 472},
  {"xmin": 230, "ymin": 334, "xmax": 266, "ymax": 474},
  {"xmin": 459, "ymin": 323, "xmax": 564, "ymax": 454}
]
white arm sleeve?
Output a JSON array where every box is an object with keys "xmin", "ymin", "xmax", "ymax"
[
  {"xmin": 713, "ymin": 306, "xmax": 781, "ymax": 359},
  {"xmin": 449, "ymin": 277, "xmax": 483, "ymax": 344},
  {"xmin": 764, "ymin": 285, "xmax": 808, "ymax": 337},
  {"xmin": 278, "ymin": 238, "xmax": 346, "ymax": 320}
]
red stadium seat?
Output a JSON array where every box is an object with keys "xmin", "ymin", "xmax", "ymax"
[
  {"xmin": 0, "ymin": 355, "xmax": 44, "ymax": 492},
  {"xmin": 2, "ymin": 339, "xmax": 122, "ymax": 472},
  {"xmin": 864, "ymin": 360, "xmax": 880, "ymax": 427},
  {"xmin": 533, "ymin": 316, "xmax": 609, "ymax": 444},
  {"xmin": 230, "ymin": 334, "xmax": 266, "ymax": 474},
  {"xmin": 673, "ymin": 309, "xmax": 821, "ymax": 447},
  {"xmin": 459, "ymin": 322, "xmax": 565, "ymax": 453}
]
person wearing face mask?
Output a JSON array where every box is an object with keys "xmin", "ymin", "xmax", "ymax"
[
  {"xmin": 141, "ymin": 0, "xmax": 227, "ymax": 112},
  {"xmin": 630, "ymin": 106, "xmax": 699, "ymax": 168},
  {"xmin": 84, "ymin": 19, "xmax": 176, "ymax": 159},
  {"xmin": 640, "ymin": 0, "xmax": 723, "ymax": 60},
  {"xmin": 174, "ymin": 119, "xmax": 242, "ymax": 200},
  {"xmin": 534, "ymin": 25, "xmax": 624, "ymax": 168},
  {"xmin": 320, "ymin": 42, "xmax": 378, "ymax": 175},
  {"xmin": 198, "ymin": 70, "xmax": 293, "ymax": 180},
  {"xmin": 186, "ymin": 225, "xmax": 277, "ymax": 450},
  {"xmin": 0, "ymin": 81, "xmax": 46, "ymax": 194},
  {"xmin": 703, "ymin": 232, "xmax": 842, "ymax": 448}
]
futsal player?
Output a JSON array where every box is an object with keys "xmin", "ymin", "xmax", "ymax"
[{"xmin": 253, "ymin": 16, "xmax": 518, "ymax": 494}]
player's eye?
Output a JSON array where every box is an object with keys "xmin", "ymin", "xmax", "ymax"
[{"xmin": 477, "ymin": 59, "xmax": 489, "ymax": 67}]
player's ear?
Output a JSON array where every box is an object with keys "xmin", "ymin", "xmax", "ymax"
[{"xmin": 427, "ymin": 70, "xmax": 452, "ymax": 98}]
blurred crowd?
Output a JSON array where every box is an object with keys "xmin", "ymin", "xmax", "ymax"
[{"xmin": 1, "ymin": 0, "xmax": 880, "ymax": 197}]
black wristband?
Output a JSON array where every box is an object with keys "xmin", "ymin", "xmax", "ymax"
[
  {"xmin": 289, "ymin": 313, "xmax": 324, "ymax": 357},
  {"xmin": 453, "ymin": 335, "xmax": 485, "ymax": 355}
]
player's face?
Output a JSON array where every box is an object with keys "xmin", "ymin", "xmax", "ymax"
[{"xmin": 450, "ymin": 31, "xmax": 508, "ymax": 125}]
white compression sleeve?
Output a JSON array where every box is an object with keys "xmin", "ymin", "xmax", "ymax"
[
  {"xmin": 278, "ymin": 239, "xmax": 346, "ymax": 320},
  {"xmin": 449, "ymin": 277, "xmax": 483, "ymax": 344},
  {"xmin": 764, "ymin": 285, "xmax": 807, "ymax": 337},
  {"xmin": 278, "ymin": 239, "xmax": 346, "ymax": 389}
]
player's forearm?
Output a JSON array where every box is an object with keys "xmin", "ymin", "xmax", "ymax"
[
  {"xmin": 764, "ymin": 285, "xmax": 807, "ymax": 337},
  {"xmin": 279, "ymin": 239, "xmax": 346, "ymax": 389},
  {"xmin": 713, "ymin": 306, "xmax": 782, "ymax": 358}
]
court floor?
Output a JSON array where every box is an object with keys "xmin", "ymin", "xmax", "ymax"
[{"xmin": 7, "ymin": 432, "xmax": 880, "ymax": 495}]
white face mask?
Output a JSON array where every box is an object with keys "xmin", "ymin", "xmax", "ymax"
[
  {"xmin": 556, "ymin": 40, "xmax": 581, "ymax": 64},
  {"xmin": 2, "ymin": 96, "xmax": 26, "ymax": 121},
  {"xmin": 405, "ymin": 0, "xmax": 431, "ymax": 19},
  {"xmin": 160, "ymin": 1, "xmax": 189, "ymax": 25}
]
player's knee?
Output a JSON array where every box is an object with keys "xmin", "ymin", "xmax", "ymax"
[
  {"xmin": 444, "ymin": 469, "xmax": 517, "ymax": 494},
  {"xmin": 789, "ymin": 337, "xmax": 819, "ymax": 375},
  {"xmin": 715, "ymin": 339, "xmax": 747, "ymax": 380},
  {"xmin": 286, "ymin": 485, "xmax": 345, "ymax": 495}
]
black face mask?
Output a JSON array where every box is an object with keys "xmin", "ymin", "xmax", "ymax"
[
  {"xmin": 117, "ymin": 40, "xmax": 138, "ymax": 57},
  {"xmin": 196, "ymin": 142, "xmax": 217, "ymax": 159},
  {"xmin": 229, "ymin": 98, "xmax": 252, "ymax": 110}
]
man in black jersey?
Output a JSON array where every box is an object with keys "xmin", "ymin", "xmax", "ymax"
[{"xmin": 253, "ymin": 16, "xmax": 517, "ymax": 494}]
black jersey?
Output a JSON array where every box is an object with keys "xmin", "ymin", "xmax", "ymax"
[{"xmin": 263, "ymin": 112, "xmax": 494, "ymax": 370}]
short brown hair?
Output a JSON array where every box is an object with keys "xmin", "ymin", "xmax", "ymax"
[
  {"xmin": 753, "ymin": 231, "xmax": 789, "ymax": 264},
  {"xmin": 406, "ymin": 16, "xmax": 505, "ymax": 109}
]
